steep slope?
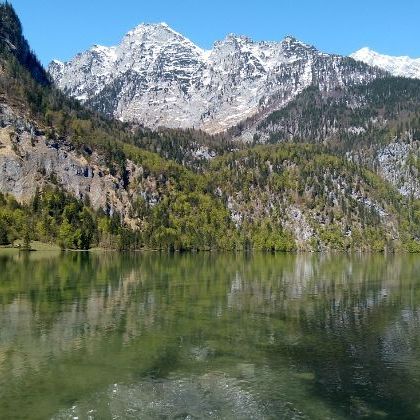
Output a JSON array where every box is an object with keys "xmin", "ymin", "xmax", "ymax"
[
  {"xmin": 351, "ymin": 48, "xmax": 420, "ymax": 79},
  {"xmin": 233, "ymin": 77, "xmax": 420, "ymax": 199},
  {"xmin": 239, "ymin": 77, "xmax": 420, "ymax": 143},
  {"xmin": 0, "ymin": 2, "xmax": 49, "ymax": 85},
  {"xmin": 49, "ymin": 26, "xmax": 384, "ymax": 134}
]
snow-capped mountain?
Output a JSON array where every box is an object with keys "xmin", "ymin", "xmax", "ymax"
[
  {"xmin": 351, "ymin": 47, "xmax": 420, "ymax": 79},
  {"xmin": 49, "ymin": 24, "xmax": 384, "ymax": 133}
]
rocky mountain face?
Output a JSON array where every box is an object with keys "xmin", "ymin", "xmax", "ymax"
[
  {"xmin": 48, "ymin": 24, "xmax": 384, "ymax": 134},
  {"xmin": 349, "ymin": 139, "xmax": 420, "ymax": 199},
  {"xmin": 351, "ymin": 48, "xmax": 420, "ymax": 79},
  {"xmin": 0, "ymin": 102, "xmax": 152, "ymax": 225}
]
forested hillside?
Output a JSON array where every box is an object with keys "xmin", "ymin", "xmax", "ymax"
[
  {"xmin": 236, "ymin": 78, "xmax": 420, "ymax": 148},
  {"xmin": 0, "ymin": 3, "xmax": 419, "ymax": 252},
  {"xmin": 232, "ymin": 76, "xmax": 420, "ymax": 200}
]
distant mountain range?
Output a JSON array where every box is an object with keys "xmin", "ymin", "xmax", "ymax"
[
  {"xmin": 48, "ymin": 24, "xmax": 420, "ymax": 135},
  {"xmin": 351, "ymin": 47, "xmax": 420, "ymax": 79},
  {"xmin": 48, "ymin": 24, "xmax": 387, "ymax": 133}
]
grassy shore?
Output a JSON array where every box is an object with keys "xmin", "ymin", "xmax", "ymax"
[{"xmin": 0, "ymin": 241, "xmax": 61, "ymax": 251}]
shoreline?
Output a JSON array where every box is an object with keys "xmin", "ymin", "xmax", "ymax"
[{"xmin": 1, "ymin": 243, "xmax": 420, "ymax": 255}]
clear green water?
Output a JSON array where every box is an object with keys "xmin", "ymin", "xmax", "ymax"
[{"xmin": 0, "ymin": 252, "xmax": 420, "ymax": 419}]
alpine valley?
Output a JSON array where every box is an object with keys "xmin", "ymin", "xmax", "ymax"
[{"xmin": 0, "ymin": 2, "xmax": 419, "ymax": 252}]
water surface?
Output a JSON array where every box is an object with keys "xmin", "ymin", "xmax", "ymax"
[{"xmin": 0, "ymin": 252, "xmax": 420, "ymax": 419}]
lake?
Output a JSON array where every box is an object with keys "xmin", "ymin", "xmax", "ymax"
[{"xmin": 0, "ymin": 251, "xmax": 420, "ymax": 419}]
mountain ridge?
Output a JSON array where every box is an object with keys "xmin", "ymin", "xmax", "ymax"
[
  {"xmin": 351, "ymin": 47, "xmax": 420, "ymax": 79},
  {"xmin": 0, "ymin": 2, "xmax": 50, "ymax": 85},
  {"xmin": 48, "ymin": 24, "xmax": 384, "ymax": 133}
]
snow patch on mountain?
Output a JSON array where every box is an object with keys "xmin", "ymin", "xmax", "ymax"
[{"xmin": 351, "ymin": 47, "xmax": 420, "ymax": 79}]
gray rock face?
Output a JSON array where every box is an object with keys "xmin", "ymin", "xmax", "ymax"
[
  {"xmin": 376, "ymin": 140, "xmax": 420, "ymax": 199},
  {"xmin": 49, "ymin": 25, "xmax": 383, "ymax": 133},
  {"xmin": 347, "ymin": 138, "xmax": 420, "ymax": 199},
  {"xmin": 0, "ymin": 103, "xmax": 161, "ymax": 222}
]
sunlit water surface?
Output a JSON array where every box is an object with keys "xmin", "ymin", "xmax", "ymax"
[{"xmin": 0, "ymin": 251, "xmax": 420, "ymax": 419}]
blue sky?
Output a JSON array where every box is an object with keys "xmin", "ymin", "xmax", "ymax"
[{"xmin": 8, "ymin": 0, "xmax": 420, "ymax": 66}]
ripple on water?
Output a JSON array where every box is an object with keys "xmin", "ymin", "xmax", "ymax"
[{"xmin": 52, "ymin": 372, "xmax": 266, "ymax": 419}]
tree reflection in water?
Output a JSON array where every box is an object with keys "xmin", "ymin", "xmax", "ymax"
[{"xmin": 0, "ymin": 252, "xmax": 419, "ymax": 419}]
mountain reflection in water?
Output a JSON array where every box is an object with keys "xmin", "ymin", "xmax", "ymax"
[{"xmin": 0, "ymin": 252, "xmax": 419, "ymax": 419}]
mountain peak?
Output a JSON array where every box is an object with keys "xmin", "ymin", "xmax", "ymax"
[
  {"xmin": 351, "ymin": 47, "xmax": 378, "ymax": 60},
  {"xmin": 281, "ymin": 35, "xmax": 315, "ymax": 51},
  {"xmin": 120, "ymin": 22, "xmax": 203, "ymax": 56},
  {"xmin": 351, "ymin": 48, "xmax": 420, "ymax": 79},
  {"xmin": 130, "ymin": 22, "xmax": 171, "ymax": 32},
  {"xmin": 283, "ymin": 35, "xmax": 298, "ymax": 43},
  {"xmin": 126, "ymin": 22, "xmax": 187, "ymax": 41},
  {"xmin": 354, "ymin": 46, "xmax": 373, "ymax": 53},
  {"xmin": 225, "ymin": 33, "xmax": 253, "ymax": 43},
  {"xmin": 213, "ymin": 33, "xmax": 254, "ymax": 50}
]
